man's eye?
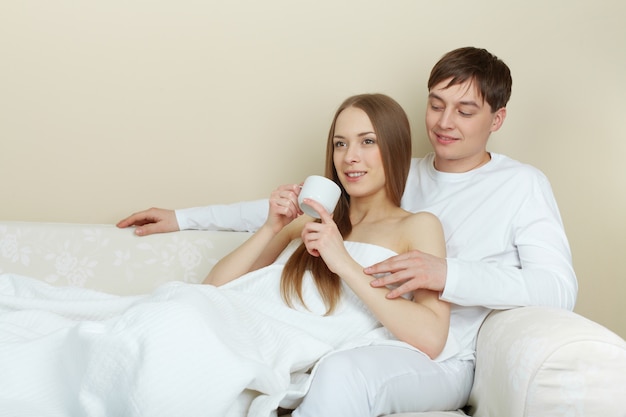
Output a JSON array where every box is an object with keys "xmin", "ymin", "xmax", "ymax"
[
  {"xmin": 458, "ymin": 110, "xmax": 473, "ymax": 117},
  {"xmin": 430, "ymin": 105, "xmax": 443, "ymax": 111}
]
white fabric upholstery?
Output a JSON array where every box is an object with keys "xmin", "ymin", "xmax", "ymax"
[
  {"xmin": 0, "ymin": 221, "xmax": 249, "ymax": 293},
  {"xmin": 1, "ymin": 221, "xmax": 625, "ymax": 417},
  {"xmin": 468, "ymin": 306, "xmax": 626, "ymax": 417}
]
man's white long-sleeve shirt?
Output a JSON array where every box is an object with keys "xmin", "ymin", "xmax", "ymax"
[{"xmin": 403, "ymin": 152, "xmax": 576, "ymax": 310}]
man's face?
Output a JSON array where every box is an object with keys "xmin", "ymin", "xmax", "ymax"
[{"xmin": 425, "ymin": 78, "xmax": 506, "ymax": 173}]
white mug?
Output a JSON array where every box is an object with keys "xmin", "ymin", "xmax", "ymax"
[{"xmin": 298, "ymin": 175, "xmax": 341, "ymax": 218}]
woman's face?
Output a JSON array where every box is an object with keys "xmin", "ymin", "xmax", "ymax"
[{"xmin": 332, "ymin": 106, "xmax": 385, "ymax": 200}]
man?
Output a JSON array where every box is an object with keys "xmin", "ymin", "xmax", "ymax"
[{"xmin": 117, "ymin": 47, "xmax": 577, "ymax": 415}]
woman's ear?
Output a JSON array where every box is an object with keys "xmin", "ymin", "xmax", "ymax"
[{"xmin": 490, "ymin": 107, "xmax": 507, "ymax": 132}]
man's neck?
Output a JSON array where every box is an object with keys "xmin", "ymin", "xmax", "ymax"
[{"xmin": 434, "ymin": 152, "xmax": 491, "ymax": 173}]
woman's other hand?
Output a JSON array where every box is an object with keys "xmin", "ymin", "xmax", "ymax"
[{"xmin": 266, "ymin": 184, "xmax": 303, "ymax": 234}]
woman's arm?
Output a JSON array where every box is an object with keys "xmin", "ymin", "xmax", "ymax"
[
  {"xmin": 203, "ymin": 184, "xmax": 304, "ymax": 286},
  {"xmin": 302, "ymin": 204, "xmax": 450, "ymax": 358},
  {"xmin": 344, "ymin": 213, "xmax": 449, "ymax": 358}
]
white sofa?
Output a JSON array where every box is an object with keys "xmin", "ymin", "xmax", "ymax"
[{"xmin": 1, "ymin": 220, "xmax": 625, "ymax": 417}]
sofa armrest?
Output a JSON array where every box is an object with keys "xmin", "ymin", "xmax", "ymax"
[{"xmin": 468, "ymin": 306, "xmax": 626, "ymax": 417}]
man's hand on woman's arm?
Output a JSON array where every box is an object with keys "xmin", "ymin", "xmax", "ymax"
[
  {"xmin": 116, "ymin": 207, "xmax": 180, "ymax": 236},
  {"xmin": 367, "ymin": 250, "xmax": 448, "ymax": 299}
]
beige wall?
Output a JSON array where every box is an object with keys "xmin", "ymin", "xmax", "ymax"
[{"xmin": 1, "ymin": 1, "xmax": 625, "ymax": 338}]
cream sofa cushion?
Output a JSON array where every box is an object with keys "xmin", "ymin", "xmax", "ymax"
[{"xmin": 469, "ymin": 307, "xmax": 626, "ymax": 416}]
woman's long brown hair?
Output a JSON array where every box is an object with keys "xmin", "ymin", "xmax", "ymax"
[{"xmin": 280, "ymin": 94, "xmax": 412, "ymax": 314}]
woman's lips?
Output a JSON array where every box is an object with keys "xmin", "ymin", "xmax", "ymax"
[{"xmin": 344, "ymin": 171, "xmax": 366, "ymax": 182}]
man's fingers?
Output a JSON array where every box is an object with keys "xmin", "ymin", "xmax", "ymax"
[
  {"xmin": 116, "ymin": 213, "xmax": 142, "ymax": 228},
  {"xmin": 369, "ymin": 269, "xmax": 408, "ymax": 287},
  {"xmin": 117, "ymin": 208, "xmax": 160, "ymax": 228},
  {"xmin": 385, "ymin": 282, "xmax": 415, "ymax": 299},
  {"xmin": 134, "ymin": 223, "xmax": 165, "ymax": 236},
  {"xmin": 369, "ymin": 271, "xmax": 419, "ymax": 299},
  {"xmin": 365, "ymin": 253, "xmax": 410, "ymax": 275}
]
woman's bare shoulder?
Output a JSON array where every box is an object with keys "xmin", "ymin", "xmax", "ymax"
[
  {"xmin": 402, "ymin": 210, "xmax": 442, "ymax": 229},
  {"xmin": 399, "ymin": 211, "xmax": 445, "ymax": 256}
]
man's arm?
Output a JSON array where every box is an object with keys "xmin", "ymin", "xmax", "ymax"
[
  {"xmin": 369, "ymin": 231, "xmax": 577, "ymax": 311},
  {"xmin": 442, "ymin": 185, "xmax": 577, "ymax": 310},
  {"xmin": 176, "ymin": 199, "xmax": 268, "ymax": 232},
  {"xmin": 117, "ymin": 199, "xmax": 269, "ymax": 236},
  {"xmin": 443, "ymin": 258, "xmax": 577, "ymax": 311},
  {"xmin": 369, "ymin": 171, "xmax": 578, "ymax": 311}
]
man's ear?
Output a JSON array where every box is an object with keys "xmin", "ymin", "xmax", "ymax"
[{"xmin": 490, "ymin": 107, "xmax": 507, "ymax": 132}]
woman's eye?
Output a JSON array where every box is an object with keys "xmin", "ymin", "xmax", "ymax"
[
  {"xmin": 334, "ymin": 141, "xmax": 346, "ymax": 148},
  {"xmin": 363, "ymin": 138, "xmax": 376, "ymax": 145}
]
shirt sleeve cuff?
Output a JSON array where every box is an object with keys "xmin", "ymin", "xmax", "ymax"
[{"xmin": 440, "ymin": 258, "xmax": 459, "ymax": 302}]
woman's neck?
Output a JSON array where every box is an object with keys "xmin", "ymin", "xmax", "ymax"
[{"xmin": 349, "ymin": 195, "xmax": 401, "ymax": 227}]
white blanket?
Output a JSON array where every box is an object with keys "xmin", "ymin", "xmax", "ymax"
[{"xmin": 0, "ymin": 241, "xmax": 404, "ymax": 417}]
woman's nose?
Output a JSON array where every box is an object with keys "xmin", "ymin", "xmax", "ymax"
[{"xmin": 345, "ymin": 147, "xmax": 360, "ymax": 163}]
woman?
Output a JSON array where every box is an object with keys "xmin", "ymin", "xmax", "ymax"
[
  {"xmin": 206, "ymin": 93, "xmax": 449, "ymax": 357},
  {"xmin": 0, "ymin": 94, "xmax": 450, "ymax": 417}
]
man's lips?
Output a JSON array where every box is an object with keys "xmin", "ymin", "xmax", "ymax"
[{"xmin": 434, "ymin": 132, "xmax": 460, "ymax": 143}]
